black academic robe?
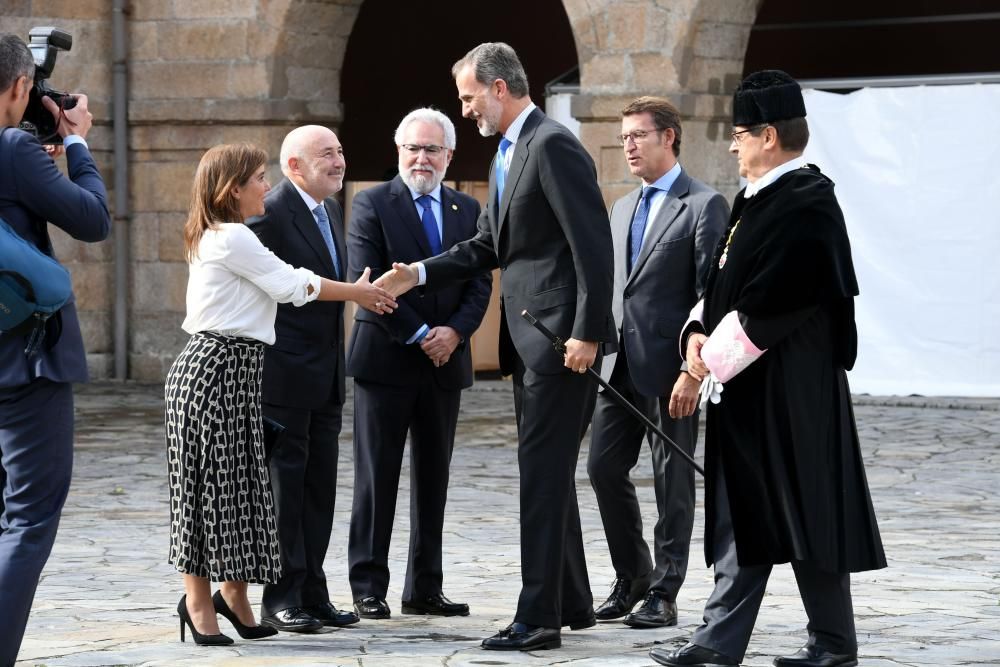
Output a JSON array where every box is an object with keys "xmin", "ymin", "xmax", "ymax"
[{"xmin": 701, "ymin": 165, "xmax": 886, "ymax": 574}]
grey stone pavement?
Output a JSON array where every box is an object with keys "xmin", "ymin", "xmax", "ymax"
[{"xmin": 14, "ymin": 380, "xmax": 1000, "ymax": 667}]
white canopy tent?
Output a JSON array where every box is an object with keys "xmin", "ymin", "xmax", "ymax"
[{"xmin": 802, "ymin": 83, "xmax": 1000, "ymax": 396}]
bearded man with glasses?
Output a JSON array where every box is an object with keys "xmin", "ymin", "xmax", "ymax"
[{"xmin": 345, "ymin": 107, "xmax": 491, "ymax": 620}]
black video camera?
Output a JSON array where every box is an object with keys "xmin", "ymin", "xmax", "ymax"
[{"xmin": 18, "ymin": 27, "xmax": 76, "ymax": 145}]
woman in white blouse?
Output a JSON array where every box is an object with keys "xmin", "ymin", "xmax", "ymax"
[{"xmin": 164, "ymin": 143, "xmax": 396, "ymax": 646}]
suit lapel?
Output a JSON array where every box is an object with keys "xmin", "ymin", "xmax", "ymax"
[
  {"xmin": 284, "ymin": 181, "xmax": 337, "ymax": 278},
  {"xmin": 497, "ymin": 107, "xmax": 541, "ymax": 235},
  {"xmin": 440, "ymin": 186, "xmax": 460, "ymax": 250},
  {"xmin": 628, "ymin": 171, "xmax": 691, "ymax": 282},
  {"xmin": 389, "ymin": 176, "xmax": 434, "ymax": 258}
]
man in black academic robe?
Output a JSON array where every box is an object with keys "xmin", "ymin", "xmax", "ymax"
[{"xmin": 650, "ymin": 71, "xmax": 886, "ymax": 667}]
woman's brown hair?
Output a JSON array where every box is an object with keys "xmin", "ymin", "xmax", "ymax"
[{"xmin": 183, "ymin": 143, "xmax": 268, "ymax": 262}]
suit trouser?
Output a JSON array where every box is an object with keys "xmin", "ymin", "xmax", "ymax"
[
  {"xmin": 348, "ymin": 378, "xmax": 461, "ymax": 601},
  {"xmin": 261, "ymin": 389, "xmax": 343, "ymax": 616},
  {"xmin": 511, "ymin": 353, "xmax": 597, "ymax": 628},
  {"xmin": 0, "ymin": 378, "xmax": 74, "ymax": 667},
  {"xmin": 587, "ymin": 349, "xmax": 697, "ymax": 601},
  {"xmin": 691, "ymin": 463, "xmax": 857, "ymax": 661}
]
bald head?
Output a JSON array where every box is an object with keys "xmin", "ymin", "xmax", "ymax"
[{"xmin": 279, "ymin": 125, "xmax": 346, "ymax": 201}]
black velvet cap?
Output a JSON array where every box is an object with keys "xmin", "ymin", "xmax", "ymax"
[{"xmin": 732, "ymin": 70, "xmax": 806, "ymax": 126}]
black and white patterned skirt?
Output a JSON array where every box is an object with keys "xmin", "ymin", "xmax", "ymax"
[{"xmin": 165, "ymin": 331, "xmax": 282, "ymax": 583}]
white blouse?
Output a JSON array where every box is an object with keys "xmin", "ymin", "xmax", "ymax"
[{"xmin": 181, "ymin": 223, "xmax": 321, "ymax": 344}]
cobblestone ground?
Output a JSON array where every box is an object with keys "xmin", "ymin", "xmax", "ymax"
[{"xmin": 14, "ymin": 380, "xmax": 1000, "ymax": 667}]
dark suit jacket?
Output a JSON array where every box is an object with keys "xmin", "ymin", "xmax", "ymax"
[
  {"xmin": 247, "ymin": 178, "xmax": 347, "ymax": 408},
  {"xmin": 424, "ymin": 108, "xmax": 615, "ymax": 375},
  {"xmin": 602, "ymin": 169, "xmax": 729, "ymax": 397},
  {"xmin": 0, "ymin": 128, "xmax": 110, "ymax": 388},
  {"xmin": 346, "ymin": 176, "xmax": 490, "ymax": 390}
]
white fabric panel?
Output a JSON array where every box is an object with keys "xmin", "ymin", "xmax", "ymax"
[{"xmin": 802, "ymin": 84, "xmax": 1000, "ymax": 396}]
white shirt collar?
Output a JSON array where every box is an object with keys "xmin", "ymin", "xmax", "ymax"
[
  {"xmin": 744, "ymin": 157, "xmax": 807, "ymax": 199},
  {"xmin": 502, "ymin": 102, "xmax": 537, "ymax": 145},
  {"xmin": 291, "ymin": 180, "xmax": 321, "ymax": 213}
]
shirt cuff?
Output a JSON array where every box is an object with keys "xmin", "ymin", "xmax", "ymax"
[
  {"xmin": 306, "ymin": 273, "xmax": 322, "ymax": 302},
  {"xmin": 416, "ymin": 262, "xmax": 427, "ymax": 286},
  {"xmin": 406, "ymin": 323, "xmax": 430, "ymax": 345},
  {"xmin": 63, "ymin": 135, "xmax": 88, "ymax": 149}
]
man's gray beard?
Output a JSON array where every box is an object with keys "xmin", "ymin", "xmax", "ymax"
[
  {"xmin": 400, "ymin": 167, "xmax": 444, "ymax": 195},
  {"xmin": 478, "ymin": 117, "xmax": 499, "ymax": 137}
]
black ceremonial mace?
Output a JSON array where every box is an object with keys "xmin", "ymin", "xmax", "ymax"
[{"xmin": 521, "ymin": 310, "xmax": 705, "ymax": 477}]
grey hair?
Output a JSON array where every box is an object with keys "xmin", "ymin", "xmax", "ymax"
[
  {"xmin": 451, "ymin": 42, "xmax": 529, "ymax": 98},
  {"xmin": 0, "ymin": 33, "xmax": 34, "ymax": 93},
  {"xmin": 393, "ymin": 107, "xmax": 457, "ymax": 150}
]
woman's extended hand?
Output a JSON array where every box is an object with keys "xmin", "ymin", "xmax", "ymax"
[{"xmin": 355, "ymin": 267, "xmax": 397, "ymax": 314}]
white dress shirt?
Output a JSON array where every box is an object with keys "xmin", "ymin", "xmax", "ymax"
[{"xmin": 181, "ymin": 223, "xmax": 321, "ymax": 344}]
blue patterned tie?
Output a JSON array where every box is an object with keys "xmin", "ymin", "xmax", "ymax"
[
  {"xmin": 416, "ymin": 195, "xmax": 442, "ymax": 255},
  {"xmin": 312, "ymin": 203, "xmax": 340, "ymax": 279},
  {"xmin": 628, "ymin": 186, "xmax": 657, "ymax": 273},
  {"xmin": 496, "ymin": 137, "xmax": 513, "ymax": 204}
]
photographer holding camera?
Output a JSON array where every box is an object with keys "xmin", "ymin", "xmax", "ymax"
[{"xmin": 0, "ymin": 32, "xmax": 110, "ymax": 665}]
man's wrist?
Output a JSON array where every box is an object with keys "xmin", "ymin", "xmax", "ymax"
[{"xmin": 63, "ymin": 135, "xmax": 87, "ymax": 149}]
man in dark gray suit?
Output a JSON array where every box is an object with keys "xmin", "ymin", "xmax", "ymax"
[
  {"xmin": 588, "ymin": 97, "xmax": 728, "ymax": 629},
  {"xmin": 377, "ymin": 42, "xmax": 615, "ymax": 651},
  {"xmin": 248, "ymin": 125, "xmax": 359, "ymax": 633},
  {"xmin": 0, "ymin": 33, "xmax": 111, "ymax": 664}
]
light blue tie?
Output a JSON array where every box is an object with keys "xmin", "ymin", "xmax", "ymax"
[
  {"xmin": 416, "ymin": 195, "xmax": 442, "ymax": 255},
  {"xmin": 496, "ymin": 137, "xmax": 512, "ymax": 205},
  {"xmin": 312, "ymin": 203, "xmax": 340, "ymax": 279},
  {"xmin": 628, "ymin": 186, "xmax": 657, "ymax": 273}
]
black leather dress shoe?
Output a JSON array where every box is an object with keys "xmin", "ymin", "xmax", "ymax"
[
  {"xmin": 773, "ymin": 645, "xmax": 858, "ymax": 667},
  {"xmin": 481, "ymin": 622, "xmax": 561, "ymax": 651},
  {"xmin": 562, "ymin": 609, "xmax": 596, "ymax": 630},
  {"xmin": 401, "ymin": 592, "xmax": 469, "ymax": 616},
  {"xmin": 594, "ymin": 577, "xmax": 649, "ymax": 620},
  {"xmin": 303, "ymin": 601, "xmax": 360, "ymax": 627},
  {"xmin": 649, "ymin": 642, "xmax": 739, "ymax": 666},
  {"xmin": 353, "ymin": 595, "xmax": 391, "ymax": 619},
  {"xmin": 623, "ymin": 592, "xmax": 678, "ymax": 628},
  {"xmin": 260, "ymin": 607, "xmax": 323, "ymax": 633}
]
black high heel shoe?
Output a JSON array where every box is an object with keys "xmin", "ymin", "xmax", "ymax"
[
  {"xmin": 177, "ymin": 595, "xmax": 234, "ymax": 646},
  {"xmin": 213, "ymin": 590, "xmax": 278, "ymax": 639}
]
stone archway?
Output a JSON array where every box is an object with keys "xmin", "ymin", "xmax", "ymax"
[{"xmin": 0, "ymin": 0, "xmax": 765, "ymax": 380}]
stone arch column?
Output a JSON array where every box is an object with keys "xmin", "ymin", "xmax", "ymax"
[
  {"xmin": 564, "ymin": 0, "xmax": 759, "ymax": 203},
  {"xmin": 124, "ymin": 0, "xmax": 366, "ymax": 379}
]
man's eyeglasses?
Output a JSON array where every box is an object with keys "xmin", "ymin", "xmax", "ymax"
[
  {"xmin": 730, "ymin": 125, "xmax": 768, "ymax": 146},
  {"xmin": 401, "ymin": 144, "xmax": 446, "ymax": 155},
  {"xmin": 616, "ymin": 128, "xmax": 664, "ymax": 146}
]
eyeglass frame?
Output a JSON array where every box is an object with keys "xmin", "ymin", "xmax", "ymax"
[
  {"xmin": 729, "ymin": 124, "xmax": 769, "ymax": 146},
  {"xmin": 400, "ymin": 143, "xmax": 448, "ymax": 156},
  {"xmin": 616, "ymin": 127, "xmax": 666, "ymax": 147}
]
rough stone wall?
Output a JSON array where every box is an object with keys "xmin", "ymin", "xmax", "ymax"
[
  {"xmin": 566, "ymin": 0, "xmax": 758, "ymax": 204},
  {"xmin": 4, "ymin": 0, "xmax": 756, "ymax": 381}
]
